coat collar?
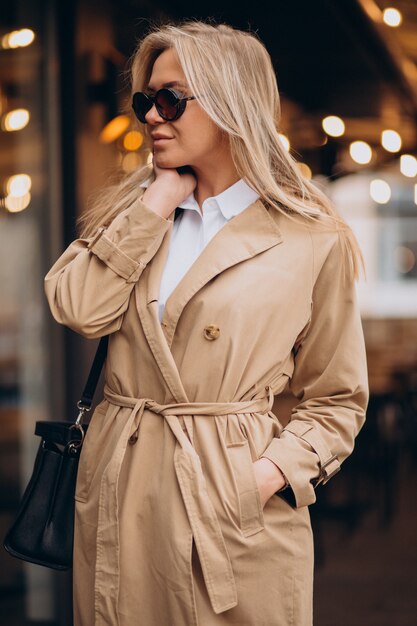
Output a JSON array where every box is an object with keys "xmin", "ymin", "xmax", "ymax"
[
  {"xmin": 175, "ymin": 177, "xmax": 260, "ymax": 221},
  {"xmin": 135, "ymin": 198, "xmax": 284, "ymax": 398},
  {"xmin": 142, "ymin": 176, "xmax": 259, "ymax": 222}
]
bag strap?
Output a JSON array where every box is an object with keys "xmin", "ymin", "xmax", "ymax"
[{"xmin": 78, "ymin": 335, "xmax": 109, "ymax": 410}]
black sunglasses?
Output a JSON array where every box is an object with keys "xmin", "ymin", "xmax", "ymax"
[{"xmin": 132, "ymin": 88, "xmax": 196, "ymax": 123}]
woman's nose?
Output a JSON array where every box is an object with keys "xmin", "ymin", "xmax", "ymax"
[{"xmin": 145, "ymin": 103, "xmax": 164, "ymax": 125}]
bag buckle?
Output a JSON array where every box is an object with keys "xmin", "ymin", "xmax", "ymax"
[{"xmin": 67, "ymin": 401, "xmax": 91, "ymax": 455}]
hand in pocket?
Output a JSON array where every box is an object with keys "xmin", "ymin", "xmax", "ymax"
[{"xmin": 252, "ymin": 458, "xmax": 287, "ymax": 508}]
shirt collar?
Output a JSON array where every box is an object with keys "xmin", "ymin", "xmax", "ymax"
[{"xmin": 140, "ymin": 177, "xmax": 259, "ymax": 221}]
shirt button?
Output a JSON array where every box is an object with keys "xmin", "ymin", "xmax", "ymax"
[{"xmin": 203, "ymin": 324, "xmax": 220, "ymax": 340}]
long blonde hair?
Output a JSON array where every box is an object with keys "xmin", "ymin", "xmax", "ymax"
[{"xmin": 77, "ymin": 18, "xmax": 365, "ymax": 283}]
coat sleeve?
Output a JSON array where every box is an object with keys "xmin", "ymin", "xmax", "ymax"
[
  {"xmin": 260, "ymin": 232, "xmax": 369, "ymax": 508},
  {"xmin": 44, "ymin": 193, "xmax": 172, "ymax": 339}
]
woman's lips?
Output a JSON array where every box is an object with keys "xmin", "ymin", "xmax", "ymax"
[{"xmin": 153, "ymin": 138, "xmax": 173, "ymax": 145}]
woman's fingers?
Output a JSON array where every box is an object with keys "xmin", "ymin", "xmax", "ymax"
[{"xmin": 253, "ymin": 458, "xmax": 287, "ymax": 507}]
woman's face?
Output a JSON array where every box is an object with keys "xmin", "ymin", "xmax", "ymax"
[{"xmin": 144, "ymin": 48, "xmax": 226, "ymax": 171}]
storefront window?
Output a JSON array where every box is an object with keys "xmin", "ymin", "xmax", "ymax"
[{"xmin": 0, "ymin": 1, "xmax": 61, "ymax": 623}]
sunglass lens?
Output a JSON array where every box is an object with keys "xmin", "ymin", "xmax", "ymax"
[
  {"xmin": 132, "ymin": 93, "xmax": 152, "ymax": 123},
  {"xmin": 155, "ymin": 89, "xmax": 179, "ymax": 120}
]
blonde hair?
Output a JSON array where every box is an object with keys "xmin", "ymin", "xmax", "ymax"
[{"xmin": 77, "ymin": 18, "xmax": 365, "ymax": 283}]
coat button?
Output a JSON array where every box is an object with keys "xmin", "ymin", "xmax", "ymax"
[{"xmin": 203, "ymin": 324, "xmax": 220, "ymax": 340}]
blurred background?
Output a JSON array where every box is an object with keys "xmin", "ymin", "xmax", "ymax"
[{"xmin": 1, "ymin": 0, "xmax": 417, "ymax": 624}]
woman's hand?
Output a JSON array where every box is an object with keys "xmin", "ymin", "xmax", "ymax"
[
  {"xmin": 142, "ymin": 156, "xmax": 197, "ymax": 219},
  {"xmin": 253, "ymin": 458, "xmax": 287, "ymax": 508},
  {"xmin": 153, "ymin": 159, "xmax": 197, "ymax": 201}
]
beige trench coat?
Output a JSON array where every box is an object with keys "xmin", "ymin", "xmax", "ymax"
[{"xmin": 44, "ymin": 191, "xmax": 369, "ymax": 626}]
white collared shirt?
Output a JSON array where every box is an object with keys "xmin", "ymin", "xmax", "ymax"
[{"xmin": 140, "ymin": 178, "xmax": 260, "ymax": 321}]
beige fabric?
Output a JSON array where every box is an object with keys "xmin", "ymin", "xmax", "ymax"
[{"xmin": 44, "ymin": 193, "xmax": 369, "ymax": 625}]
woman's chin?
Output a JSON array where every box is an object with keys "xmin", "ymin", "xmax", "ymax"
[{"xmin": 153, "ymin": 155, "xmax": 186, "ymax": 170}]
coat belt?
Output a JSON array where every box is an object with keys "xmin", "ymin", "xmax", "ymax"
[{"xmin": 92, "ymin": 384, "xmax": 275, "ymax": 623}]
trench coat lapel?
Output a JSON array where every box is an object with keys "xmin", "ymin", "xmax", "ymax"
[
  {"xmin": 162, "ymin": 199, "xmax": 283, "ymax": 344},
  {"xmin": 135, "ymin": 212, "xmax": 190, "ymax": 403},
  {"xmin": 136, "ymin": 198, "xmax": 284, "ymax": 396}
]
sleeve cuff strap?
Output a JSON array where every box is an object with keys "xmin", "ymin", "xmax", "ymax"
[
  {"xmin": 87, "ymin": 228, "xmax": 145, "ymax": 282},
  {"xmin": 283, "ymin": 420, "xmax": 341, "ymax": 485}
]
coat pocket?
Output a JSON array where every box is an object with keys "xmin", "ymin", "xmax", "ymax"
[
  {"xmin": 225, "ymin": 439, "xmax": 265, "ymax": 538},
  {"xmin": 74, "ymin": 401, "xmax": 109, "ymax": 503}
]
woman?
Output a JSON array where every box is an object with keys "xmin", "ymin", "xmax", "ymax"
[{"xmin": 44, "ymin": 19, "xmax": 369, "ymax": 626}]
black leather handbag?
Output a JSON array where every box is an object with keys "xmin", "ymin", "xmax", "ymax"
[{"xmin": 3, "ymin": 335, "xmax": 108, "ymax": 570}]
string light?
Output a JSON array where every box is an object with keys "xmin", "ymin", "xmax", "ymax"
[
  {"xmin": 2, "ymin": 28, "xmax": 35, "ymax": 49},
  {"xmin": 370, "ymin": 179, "xmax": 391, "ymax": 204},
  {"xmin": 5, "ymin": 192, "xmax": 31, "ymax": 212},
  {"xmin": 350, "ymin": 141, "xmax": 372, "ymax": 164},
  {"xmin": 297, "ymin": 163, "xmax": 312, "ymax": 179},
  {"xmin": 2, "ymin": 109, "xmax": 30, "ymax": 131},
  {"xmin": 400, "ymin": 155, "xmax": 417, "ymax": 178},
  {"xmin": 381, "ymin": 129, "xmax": 402, "ymax": 153},
  {"xmin": 122, "ymin": 153, "xmax": 141, "ymax": 172},
  {"xmin": 100, "ymin": 115, "xmax": 130, "ymax": 143},
  {"xmin": 123, "ymin": 131, "xmax": 143, "ymax": 151},
  {"xmin": 278, "ymin": 133, "xmax": 290, "ymax": 152},
  {"xmin": 383, "ymin": 8, "xmax": 402, "ymax": 27},
  {"xmin": 6, "ymin": 174, "xmax": 32, "ymax": 197},
  {"xmin": 322, "ymin": 116, "xmax": 345, "ymax": 137}
]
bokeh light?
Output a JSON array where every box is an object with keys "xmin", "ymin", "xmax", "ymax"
[
  {"xmin": 350, "ymin": 141, "xmax": 373, "ymax": 164},
  {"xmin": 370, "ymin": 179, "xmax": 391, "ymax": 204}
]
